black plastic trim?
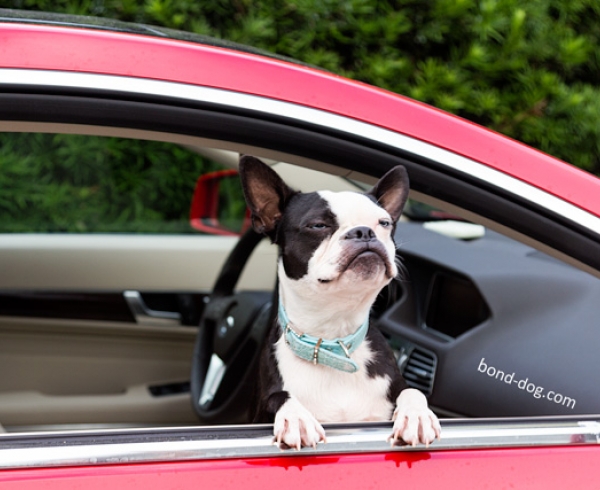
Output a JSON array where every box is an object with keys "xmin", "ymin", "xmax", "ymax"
[
  {"xmin": 0, "ymin": 291, "xmax": 206, "ymax": 325},
  {"xmin": 0, "ymin": 291, "xmax": 135, "ymax": 323}
]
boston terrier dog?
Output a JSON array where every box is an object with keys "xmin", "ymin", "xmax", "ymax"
[{"xmin": 240, "ymin": 155, "xmax": 441, "ymax": 449}]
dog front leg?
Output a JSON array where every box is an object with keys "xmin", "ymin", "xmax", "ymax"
[
  {"xmin": 390, "ymin": 388, "xmax": 441, "ymax": 446},
  {"xmin": 273, "ymin": 396, "xmax": 327, "ymax": 449}
]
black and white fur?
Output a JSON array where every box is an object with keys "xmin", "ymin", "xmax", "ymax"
[{"xmin": 240, "ymin": 156, "xmax": 441, "ymax": 449}]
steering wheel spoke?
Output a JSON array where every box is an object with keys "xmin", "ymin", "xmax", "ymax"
[
  {"xmin": 202, "ymin": 296, "xmax": 235, "ymax": 323},
  {"xmin": 199, "ymin": 354, "xmax": 227, "ymax": 408}
]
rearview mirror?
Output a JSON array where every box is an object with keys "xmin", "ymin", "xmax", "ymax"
[{"xmin": 189, "ymin": 169, "xmax": 250, "ymax": 236}]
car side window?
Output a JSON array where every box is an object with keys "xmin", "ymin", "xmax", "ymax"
[{"xmin": 0, "ymin": 132, "xmax": 244, "ymax": 234}]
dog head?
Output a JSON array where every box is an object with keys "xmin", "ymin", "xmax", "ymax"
[{"xmin": 239, "ymin": 156, "xmax": 409, "ymax": 302}]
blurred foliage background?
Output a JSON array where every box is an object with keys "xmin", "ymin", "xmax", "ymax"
[
  {"xmin": 0, "ymin": 133, "xmax": 231, "ymax": 232},
  {"xmin": 1, "ymin": 0, "xmax": 600, "ymax": 232}
]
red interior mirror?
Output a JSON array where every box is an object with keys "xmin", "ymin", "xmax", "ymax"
[{"xmin": 189, "ymin": 169, "xmax": 250, "ymax": 236}]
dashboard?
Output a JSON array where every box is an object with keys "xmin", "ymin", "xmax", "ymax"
[{"xmin": 384, "ymin": 221, "xmax": 600, "ymax": 417}]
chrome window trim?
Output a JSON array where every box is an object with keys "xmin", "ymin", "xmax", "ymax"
[
  {"xmin": 1, "ymin": 68, "xmax": 600, "ymax": 236},
  {"xmin": 1, "ymin": 418, "xmax": 599, "ymax": 469}
]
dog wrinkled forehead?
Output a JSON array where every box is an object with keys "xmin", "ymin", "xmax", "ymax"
[{"xmin": 317, "ymin": 190, "xmax": 391, "ymax": 229}]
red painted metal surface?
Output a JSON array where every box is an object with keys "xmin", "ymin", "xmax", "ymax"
[
  {"xmin": 1, "ymin": 23, "xmax": 599, "ymax": 217},
  {"xmin": 1, "ymin": 446, "xmax": 598, "ymax": 489}
]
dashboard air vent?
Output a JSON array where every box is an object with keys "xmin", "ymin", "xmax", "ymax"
[{"xmin": 401, "ymin": 347, "xmax": 436, "ymax": 395}]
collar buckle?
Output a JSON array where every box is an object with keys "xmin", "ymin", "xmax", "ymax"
[{"xmin": 313, "ymin": 338, "xmax": 323, "ymax": 365}]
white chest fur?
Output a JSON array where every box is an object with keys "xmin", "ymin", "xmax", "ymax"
[{"xmin": 274, "ymin": 334, "xmax": 394, "ymax": 423}]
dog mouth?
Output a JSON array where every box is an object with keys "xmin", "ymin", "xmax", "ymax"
[
  {"xmin": 319, "ymin": 243, "xmax": 394, "ymax": 283},
  {"xmin": 346, "ymin": 248, "xmax": 391, "ymax": 273}
]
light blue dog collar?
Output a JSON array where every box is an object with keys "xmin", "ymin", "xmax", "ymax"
[{"xmin": 278, "ymin": 302, "xmax": 369, "ymax": 373}]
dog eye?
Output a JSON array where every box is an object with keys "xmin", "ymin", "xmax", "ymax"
[
  {"xmin": 307, "ymin": 222, "xmax": 328, "ymax": 230},
  {"xmin": 379, "ymin": 219, "xmax": 392, "ymax": 228}
]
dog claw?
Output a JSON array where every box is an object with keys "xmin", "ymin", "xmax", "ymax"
[
  {"xmin": 389, "ymin": 389, "xmax": 442, "ymax": 447},
  {"xmin": 273, "ymin": 397, "xmax": 326, "ymax": 450},
  {"xmin": 388, "ymin": 422, "xmax": 440, "ymax": 447}
]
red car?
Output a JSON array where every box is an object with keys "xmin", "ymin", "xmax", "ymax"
[{"xmin": 0, "ymin": 9, "xmax": 599, "ymax": 489}]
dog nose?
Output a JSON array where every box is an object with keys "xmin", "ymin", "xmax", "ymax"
[{"xmin": 343, "ymin": 226, "xmax": 376, "ymax": 242}]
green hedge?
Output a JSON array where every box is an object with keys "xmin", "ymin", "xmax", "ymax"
[
  {"xmin": 0, "ymin": 133, "xmax": 229, "ymax": 232},
  {"xmin": 4, "ymin": 0, "xmax": 600, "ymax": 174}
]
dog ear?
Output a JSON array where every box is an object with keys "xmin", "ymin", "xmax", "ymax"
[
  {"xmin": 239, "ymin": 155, "xmax": 297, "ymax": 236},
  {"xmin": 367, "ymin": 165, "xmax": 410, "ymax": 223}
]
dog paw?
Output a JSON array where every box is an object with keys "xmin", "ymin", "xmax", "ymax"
[
  {"xmin": 390, "ymin": 388, "xmax": 441, "ymax": 447},
  {"xmin": 273, "ymin": 397, "xmax": 327, "ymax": 450}
]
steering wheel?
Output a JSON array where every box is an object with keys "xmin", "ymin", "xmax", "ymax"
[{"xmin": 191, "ymin": 228, "xmax": 274, "ymax": 424}]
